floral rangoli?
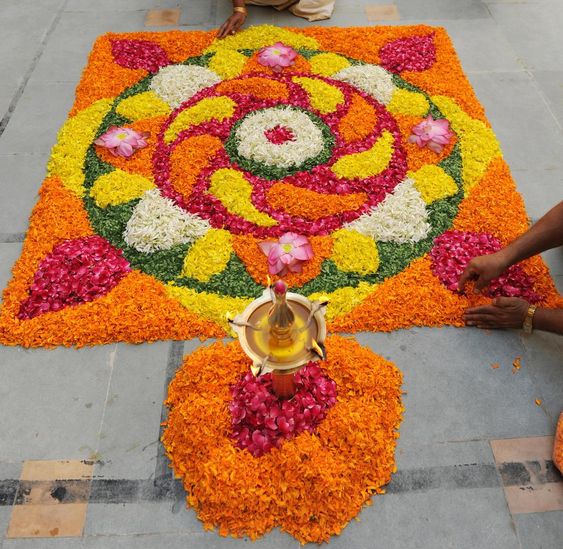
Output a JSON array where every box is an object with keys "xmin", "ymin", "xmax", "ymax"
[
  {"xmin": 1, "ymin": 25, "xmax": 561, "ymax": 346},
  {"xmin": 163, "ymin": 336, "xmax": 403, "ymax": 543}
]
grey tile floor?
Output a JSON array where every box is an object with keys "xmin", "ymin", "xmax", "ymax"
[{"xmin": 1, "ymin": 0, "xmax": 563, "ymax": 547}]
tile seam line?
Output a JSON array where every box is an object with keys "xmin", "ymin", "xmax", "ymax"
[
  {"xmin": 0, "ymin": 0, "xmax": 70, "ymax": 138},
  {"xmin": 95, "ymin": 344, "xmax": 118, "ymax": 458},
  {"xmin": 526, "ymin": 69, "xmax": 563, "ymax": 133},
  {"xmin": 154, "ymin": 340, "xmax": 185, "ymax": 481},
  {"xmin": 2, "ymin": 461, "xmax": 562, "ymax": 506}
]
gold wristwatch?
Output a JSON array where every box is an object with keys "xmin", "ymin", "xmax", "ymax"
[{"xmin": 522, "ymin": 304, "xmax": 537, "ymax": 334}]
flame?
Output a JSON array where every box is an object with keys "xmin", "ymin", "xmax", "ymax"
[{"xmin": 266, "ymin": 274, "xmax": 272, "ymax": 287}]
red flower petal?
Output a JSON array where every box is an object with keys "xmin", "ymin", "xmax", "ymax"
[
  {"xmin": 111, "ymin": 39, "xmax": 170, "ymax": 73},
  {"xmin": 379, "ymin": 34, "xmax": 436, "ymax": 73},
  {"xmin": 18, "ymin": 236, "xmax": 131, "ymax": 320}
]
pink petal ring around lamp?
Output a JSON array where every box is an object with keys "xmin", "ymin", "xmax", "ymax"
[
  {"xmin": 259, "ymin": 232, "xmax": 314, "ymax": 276},
  {"xmin": 94, "ymin": 126, "xmax": 150, "ymax": 158}
]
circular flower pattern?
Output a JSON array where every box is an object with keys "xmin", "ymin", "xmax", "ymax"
[
  {"xmin": 228, "ymin": 106, "xmax": 330, "ymax": 173},
  {"xmin": 163, "ymin": 336, "xmax": 403, "ymax": 543},
  {"xmin": 153, "ymin": 72, "xmax": 407, "ymax": 239},
  {"xmin": 65, "ymin": 26, "xmax": 529, "ymax": 330}
]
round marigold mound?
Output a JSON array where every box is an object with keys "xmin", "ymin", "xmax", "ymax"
[{"xmin": 162, "ymin": 335, "xmax": 403, "ymax": 543}]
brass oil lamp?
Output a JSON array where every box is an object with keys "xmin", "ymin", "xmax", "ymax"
[{"xmin": 229, "ymin": 279, "xmax": 327, "ymax": 399}]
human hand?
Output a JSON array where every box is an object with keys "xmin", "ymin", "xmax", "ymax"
[
  {"xmin": 458, "ymin": 251, "xmax": 509, "ymax": 294},
  {"xmin": 463, "ymin": 297, "xmax": 529, "ymax": 329},
  {"xmin": 217, "ymin": 12, "xmax": 246, "ymax": 39}
]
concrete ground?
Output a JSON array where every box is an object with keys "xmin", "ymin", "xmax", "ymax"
[{"xmin": 1, "ymin": 0, "xmax": 563, "ymax": 547}]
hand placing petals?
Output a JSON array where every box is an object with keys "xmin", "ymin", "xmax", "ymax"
[{"xmin": 94, "ymin": 126, "xmax": 149, "ymax": 158}]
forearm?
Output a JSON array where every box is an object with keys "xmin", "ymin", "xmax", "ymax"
[
  {"xmin": 533, "ymin": 307, "xmax": 563, "ymax": 335},
  {"xmin": 501, "ymin": 201, "xmax": 563, "ymax": 266},
  {"xmin": 232, "ymin": 0, "xmax": 246, "ymax": 8}
]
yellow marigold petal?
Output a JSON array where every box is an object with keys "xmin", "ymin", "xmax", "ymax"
[
  {"xmin": 293, "ymin": 77, "xmax": 345, "ymax": 114},
  {"xmin": 309, "ymin": 53, "xmax": 350, "ymax": 76},
  {"xmin": 47, "ymin": 98, "xmax": 114, "ymax": 197},
  {"xmin": 205, "ymin": 25, "xmax": 318, "ymax": 52},
  {"xmin": 331, "ymin": 130, "xmax": 394, "ymax": 179},
  {"xmin": 115, "ymin": 90, "xmax": 171, "ymax": 121},
  {"xmin": 182, "ymin": 229, "xmax": 233, "ymax": 282},
  {"xmin": 209, "ymin": 168, "xmax": 277, "ymax": 227},
  {"xmin": 408, "ymin": 165, "xmax": 458, "ymax": 204},
  {"xmin": 331, "ymin": 229, "xmax": 379, "ymax": 274},
  {"xmin": 309, "ymin": 282, "xmax": 375, "ymax": 322},
  {"xmin": 388, "ymin": 88, "xmax": 429, "ymax": 117},
  {"xmin": 432, "ymin": 95, "xmax": 502, "ymax": 193},
  {"xmin": 165, "ymin": 285, "xmax": 252, "ymax": 331},
  {"xmin": 164, "ymin": 97, "xmax": 236, "ymax": 144},
  {"xmin": 208, "ymin": 49, "xmax": 248, "ymax": 79},
  {"xmin": 90, "ymin": 169, "xmax": 155, "ymax": 208}
]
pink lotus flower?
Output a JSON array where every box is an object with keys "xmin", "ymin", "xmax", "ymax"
[
  {"xmin": 259, "ymin": 232, "xmax": 313, "ymax": 276},
  {"xmin": 94, "ymin": 126, "xmax": 149, "ymax": 157},
  {"xmin": 408, "ymin": 115, "xmax": 454, "ymax": 153},
  {"xmin": 257, "ymin": 42, "xmax": 297, "ymax": 73}
]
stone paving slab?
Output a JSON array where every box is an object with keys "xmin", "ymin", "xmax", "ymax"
[
  {"xmin": 0, "ymin": 244, "xmax": 22, "ymax": 293},
  {"xmin": 93, "ymin": 341, "xmax": 171, "ymax": 480},
  {"xmin": 0, "ymin": 83, "xmax": 76, "ymax": 156},
  {"xmin": 488, "ymin": 0, "xmax": 563, "ymax": 72},
  {"xmin": 328, "ymin": 487, "xmax": 519, "ymax": 549},
  {"xmin": 515, "ymin": 510, "xmax": 563, "ymax": 549},
  {"xmin": 468, "ymin": 71, "xmax": 563, "ymax": 172},
  {"xmin": 0, "ymin": 346, "xmax": 116, "ymax": 462},
  {"xmin": 0, "ymin": 155, "xmax": 47, "ymax": 234},
  {"xmin": 357, "ymin": 328, "xmax": 554, "ymax": 445},
  {"xmin": 395, "ymin": 0, "xmax": 491, "ymax": 21}
]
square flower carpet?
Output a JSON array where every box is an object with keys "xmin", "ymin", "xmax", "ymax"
[{"xmin": 0, "ymin": 24, "xmax": 561, "ymax": 347}]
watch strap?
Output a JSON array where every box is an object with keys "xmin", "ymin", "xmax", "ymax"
[{"xmin": 523, "ymin": 304, "xmax": 537, "ymax": 334}]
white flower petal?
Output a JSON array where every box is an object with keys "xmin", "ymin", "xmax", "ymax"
[
  {"xmin": 333, "ymin": 64, "xmax": 395, "ymax": 105},
  {"xmin": 345, "ymin": 179, "xmax": 430, "ymax": 244},
  {"xmin": 124, "ymin": 189, "xmax": 210, "ymax": 253},
  {"xmin": 150, "ymin": 65, "xmax": 221, "ymax": 109},
  {"xmin": 235, "ymin": 107, "xmax": 325, "ymax": 168}
]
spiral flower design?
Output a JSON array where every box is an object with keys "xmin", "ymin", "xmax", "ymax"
[
  {"xmin": 153, "ymin": 73, "xmax": 407, "ymax": 238},
  {"xmin": 78, "ymin": 29, "xmax": 476, "ymax": 326}
]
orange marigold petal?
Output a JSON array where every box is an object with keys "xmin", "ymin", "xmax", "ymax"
[
  {"xmin": 338, "ymin": 93, "xmax": 378, "ymax": 144},
  {"xmin": 170, "ymin": 135, "xmax": 223, "ymax": 199},
  {"xmin": 453, "ymin": 157, "xmax": 528, "ymax": 245},
  {"xmin": 95, "ymin": 116, "xmax": 166, "ymax": 179},
  {"xmin": 267, "ymin": 183, "xmax": 367, "ymax": 220},
  {"xmin": 216, "ymin": 77, "xmax": 290, "ymax": 100},
  {"xmin": 395, "ymin": 113, "xmax": 457, "ymax": 172},
  {"xmin": 162, "ymin": 336, "xmax": 403, "ymax": 544},
  {"xmin": 232, "ymin": 234, "xmax": 333, "ymax": 287}
]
